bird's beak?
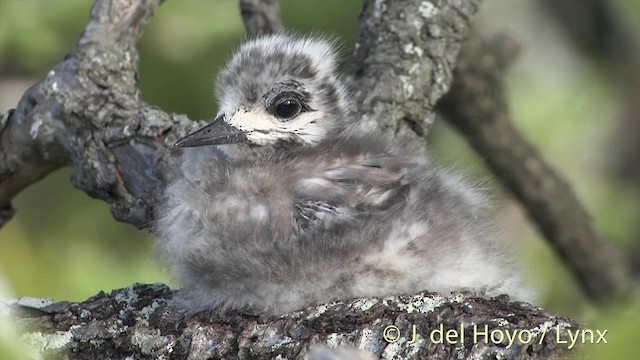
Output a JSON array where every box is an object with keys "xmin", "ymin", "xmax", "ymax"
[{"xmin": 174, "ymin": 115, "xmax": 248, "ymax": 148}]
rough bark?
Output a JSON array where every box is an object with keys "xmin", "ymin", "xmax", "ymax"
[
  {"xmin": 3, "ymin": 283, "xmax": 581, "ymax": 359},
  {"xmin": 0, "ymin": 0, "xmax": 206, "ymax": 228},
  {"xmin": 347, "ymin": 0, "xmax": 481, "ymax": 153},
  {"xmin": 438, "ymin": 34, "xmax": 630, "ymax": 303}
]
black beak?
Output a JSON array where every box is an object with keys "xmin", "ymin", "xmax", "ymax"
[{"xmin": 174, "ymin": 115, "xmax": 248, "ymax": 148}]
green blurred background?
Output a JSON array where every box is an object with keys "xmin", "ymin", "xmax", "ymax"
[{"xmin": 0, "ymin": 0, "xmax": 638, "ymax": 358}]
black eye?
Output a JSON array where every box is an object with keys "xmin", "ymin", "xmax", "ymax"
[{"xmin": 274, "ymin": 99, "xmax": 301, "ymax": 119}]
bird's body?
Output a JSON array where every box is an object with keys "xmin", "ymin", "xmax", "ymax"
[{"xmin": 156, "ymin": 34, "xmax": 531, "ymax": 315}]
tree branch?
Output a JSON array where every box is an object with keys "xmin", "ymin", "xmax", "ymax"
[
  {"xmin": 239, "ymin": 0, "xmax": 284, "ymax": 37},
  {"xmin": 347, "ymin": 0, "xmax": 482, "ymax": 152},
  {"xmin": 4, "ymin": 284, "xmax": 580, "ymax": 359},
  {"xmin": 0, "ymin": 0, "xmax": 204, "ymax": 229},
  {"xmin": 438, "ymin": 34, "xmax": 631, "ymax": 303}
]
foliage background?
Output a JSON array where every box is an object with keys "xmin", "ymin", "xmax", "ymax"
[{"xmin": 0, "ymin": 0, "xmax": 638, "ymax": 358}]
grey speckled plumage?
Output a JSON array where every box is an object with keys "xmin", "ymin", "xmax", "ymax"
[{"xmin": 155, "ymin": 34, "xmax": 533, "ymax": 315}]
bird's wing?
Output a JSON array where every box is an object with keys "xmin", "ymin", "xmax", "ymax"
[{"xmin": 292, "ymin": 153, "xmax": 413, "ymax": 232}]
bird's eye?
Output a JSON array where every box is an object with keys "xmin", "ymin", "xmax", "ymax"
[{"xmin": 274, "ymin": 99, "xmax": 301, "ymax": 119}]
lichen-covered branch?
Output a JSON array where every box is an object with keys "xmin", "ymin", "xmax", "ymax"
[
  {"xmin": 0, "ymin": 0, "xmax": 204, "ymax": 228},
  {"xmin": 239, "ymin": 0, "xmax": 284, "ymax": 37},
  {"xmin": 3, "ymin": 284, "xmax": 580, "ymax": 359},
  {"xmin": 347, "ymin": 0, "xmax": 482, "ymax": 153},
  {"xmin": 438, "ymin": 34, "xmax": 630, "ymax": 303}
]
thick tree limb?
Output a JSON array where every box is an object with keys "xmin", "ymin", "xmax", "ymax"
[
  {"xmin": 438, "ymin": 34, "xmax": 630, "ymax": 303},
  {"xmin": 239, "ymin": 0, "xmax": 284, "ymax": 37},
  {"xmin": 0, "ymin": 0, "xmax": 204, "ymax": 228},
  {"xmin": 347, "ymin": 0, "xmax": 481, "ymax": 152},
  {"xmin": 3, "ymin": 284, "xmax": 581, "ymax": 359}
]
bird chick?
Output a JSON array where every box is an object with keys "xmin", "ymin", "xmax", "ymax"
[{"xmin": 155, "ymin": 34, "xmax": 533, "ymax": 315}]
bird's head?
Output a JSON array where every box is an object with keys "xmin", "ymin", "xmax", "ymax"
[{"xmin": 175, "ymin": 34, "xmax": 351, "ymax": 149}]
